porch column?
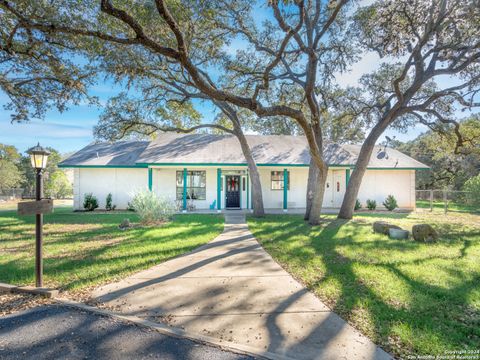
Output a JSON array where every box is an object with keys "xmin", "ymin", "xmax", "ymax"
[
  {"xmin": 183, "ymin": 168, "xmax": 187, "ymax": 212},
  {"xmin": 283, "ymin": 168, "xmax": 288, "ymax": 212},
  {"xmin": 246, "ymin": 172, "xmax": 250, "ymax": 210},
  {"xmin": 217, "ymin": 168, "xmax": 222, "ymax": 212},
  {"xmin": 148, "ymin": 168, "xmax": 153, "ymax": 191},
  {"xmin": 346, "ymin": 168, "xmax": 351, "ymax": 186}
]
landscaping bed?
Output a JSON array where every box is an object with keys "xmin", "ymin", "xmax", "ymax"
[{"xmin": 248, "ymin": 211, "xmax": 480, "ymax": 358}]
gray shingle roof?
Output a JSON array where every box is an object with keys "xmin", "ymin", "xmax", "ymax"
[
  {"xmin": 59, "ymin": 134, "xmax": 429, "ymax": 169},
  {"xmin": 59, "ymin": 141, "xmax": 149, "ymax": 167}
]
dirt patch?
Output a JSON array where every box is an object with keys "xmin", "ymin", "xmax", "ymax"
[{"xmin": 0, "ymin": 293, "xmax": 53, "ymax": 316}]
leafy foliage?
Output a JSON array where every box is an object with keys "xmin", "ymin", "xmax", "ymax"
[
  {"xmin": 130, "ymin": 190, "xmax": 176, "ymax": 224},
  {"xmin": 383, "ymin": 195, "xmax": 398, "ymax": 211},
  {"xmin": 83, "ymin": 193, "xmax": 99, "ymax": 212},
  {"xmin": 463, "ymin": 175, "xmax": 480, "ymax": 206},
  {"xmin": 396, "ymin": 116, "xmax": 480, "ymax": 190},
  {"xmin": 338, "ymin": 0, "xmax": 480, "ymax": 219},
  {"xmin": 0, "ymin": 160, "xmax": 21, "ymax": 192},
  {"xmin": 44, "ymin": 171, "xmax": 73, "ymax": 199},
  {"xmin": 354, "ymin": 199, "xmax": 362, "ymax": 211},
  {"xmin": 0, "ymin": 0, "xmax": 360, "ymax": 224},
  {"xmin": 366, "ymin": 199, "xmax": 377, "ymax": 210},
  {"xmin": 105, "ymin": 193, "xmax": 116, "ymax": 211},
  {"xmin": 0, "ymin": 144, "xmax": 22, "ymax": 192},
  {"xmin": 0, "ymin": 1, "xmax": 96, "ymax": 121}
]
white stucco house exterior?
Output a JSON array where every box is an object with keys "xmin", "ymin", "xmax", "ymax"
[{"xmin": 59, "ymin": 134, "xmax": 429, "ymax": 212}]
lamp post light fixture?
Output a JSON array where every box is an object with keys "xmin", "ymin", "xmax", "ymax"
[{"xmin": 27, "ymin": 143, "xmax": 50, "ymax": 288}]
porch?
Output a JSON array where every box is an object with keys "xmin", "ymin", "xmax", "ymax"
[
  {"xmin": 148, "ymin": 166, "xmax": 305, "ymax": 212},
  {"xmin": 177, "ymin": 208, "xmax": 342, "ymax": 215}
]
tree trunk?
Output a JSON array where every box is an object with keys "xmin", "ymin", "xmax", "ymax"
[
  {"xmin": 338, "ymin": 125, "xmax": 387, "ymax": 219},
  {"xmin": 304, "ymin": 159, "xmax": 318, "ymax": 220},
  {"xmin": 233, "ymin": 128, "xmax": 265, "ymax": 217},
  {"xmin": 303, "ymin": 124, "xmax": 328, "ymax": 225},
  {"xmin": 308, "ymin": 162, "xmax": 328, "ymax": 225}
]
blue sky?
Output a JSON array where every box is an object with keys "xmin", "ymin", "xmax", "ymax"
[
  {"xmin": 0, "ymin": 51, "xmax": 430, "ymax": 155},
  {"xmin": 0, "ymin": 80, "xmax": 222, "ymax": 154},
  {"xmin": 0, "ymin": 1, "xmax": 473, "ymax": 155}
]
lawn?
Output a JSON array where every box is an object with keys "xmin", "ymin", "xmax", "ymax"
[
  {"xmin": 416, "ymin": 199, "xmax": 479, "ymax": 213},
  {"xmin": 248, "ymin": 211, "xmax": 480, "ymax": 358},
  {"xmin": 0, "ymin": 206, "xmax": 224, "ymax": 293}
]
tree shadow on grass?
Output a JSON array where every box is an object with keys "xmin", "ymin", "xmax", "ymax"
[
  {"xmin": 250, "ymin": 215, "xmax": 480, "ymax": 357},
  {"xmin": 0, "ymin": 215, "xmax": 224, "ymax": 291}
]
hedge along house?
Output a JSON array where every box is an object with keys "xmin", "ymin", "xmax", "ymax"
[{"xmin": 59, "ymin": 134, "xmax": 429, "ymax": 212}]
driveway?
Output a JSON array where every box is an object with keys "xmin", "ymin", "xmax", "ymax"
[
  {"xmin": 0, "ymin": 305, "xmax": 253, "ymax": 360},
  {"xmin": 93, "ymin": 213, "xmax": 391, "ymax": 360}
]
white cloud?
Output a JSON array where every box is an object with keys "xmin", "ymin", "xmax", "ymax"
[
  {"xmin": 335, "ymin": 51, "xmax": 381, "ymax": 88},
  {"xmin": 0, "ymin": 119, "xmax": 93, "ymax": 152}
]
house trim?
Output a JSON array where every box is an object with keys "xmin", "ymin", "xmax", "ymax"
[{"xmin": 59, "ymin": 163, "xmax": 429, "ymax": 170}]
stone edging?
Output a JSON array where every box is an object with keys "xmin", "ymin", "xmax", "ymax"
[{"xmin": 0, "ymin": 282, "xmax": 58, "ymax": 298}]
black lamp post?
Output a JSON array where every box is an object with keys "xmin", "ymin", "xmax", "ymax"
[{"xmin": 27, "ymin": 143, "xmax": 50, "ymax": 288}]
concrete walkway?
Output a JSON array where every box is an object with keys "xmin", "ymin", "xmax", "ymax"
[{"xmin": 92, "ymin": 214, "xmax": 391, "ymax": 360}]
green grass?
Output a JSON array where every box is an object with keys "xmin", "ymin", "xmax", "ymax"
[
  {"xmin": 0, "ymin": 206, "xmax": 224, "ymax": 292},
  {"xmin": 416, "ymin": 199, "xmax": 479, "ymax": 213},
  {"xmin": 248, "ymin": 211, "xmax": 480, "ymax": 358}
]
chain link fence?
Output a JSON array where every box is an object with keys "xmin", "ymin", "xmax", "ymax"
[
  {"xmin": 0, "ymin": 188, "xmax": 33, "ymax": 201},
  {"xmin": 416, "ymin": 190, "xmax": 479, "ymax": 214}
]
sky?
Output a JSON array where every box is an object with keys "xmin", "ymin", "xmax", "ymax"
[
  {"xmin": 0, "ymin": 1, "xmax": 474, "ymax": 155},
  {"xmin": 0, "ymin": 50, "xmax": 431, "ymax": 155}
]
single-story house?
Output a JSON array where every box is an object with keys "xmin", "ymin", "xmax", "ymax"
[{"xmin": 59, "ymin": 134, "xmax": 429, "ymax": 212}]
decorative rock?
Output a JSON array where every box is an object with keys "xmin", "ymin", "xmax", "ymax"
[
  {"xmin": 388, "ymin": 228, "xmax": 409, "ymax": 240},
  {"xmin": 412, "ymin": 224, "xmax": 438, "ymax": 243},
  {"xmin": 119, "ymin": 218, "xmax": 131, "ymax": 230},
  {"xmin": 373, "ymin": 221, "xmax": 402, "ymax": 235}
]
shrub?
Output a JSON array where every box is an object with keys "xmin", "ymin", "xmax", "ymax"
[
  {"xmin": 366, "ymin": 199, "xmax": 377, "ymax": 210},
  {"xmin": 130, "ymin": 190, "xmax": 176, "ymax": 224},
  {"xmin": 383, "ymin": 195, "xmax": 398, "ymax": 211},
  {"xmin": 83, "ymin": 193, "xmax": 99, "ymax": 211},
  {"xmin": 44, "ymin": 170, "xmax": 73, "ymax": 199},
  {"xmin": 105, "ymin": 193, "xmax": 116, "ymax": 211},
  {"xmin": 463, "ymin": 174, "xmax": 480, "ymax": 205},
  {"xmin": 126, "ymin": 202, "xmax": 135, "ymax": 211},
  {"xmin": 354, "ymin": 199, "xmax": 362, "ymax": 211}
]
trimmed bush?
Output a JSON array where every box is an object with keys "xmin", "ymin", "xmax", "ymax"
[
  {"xmin": 463, "ymin": 174, "xmax": 480, "ymax": 206},
  {"xmin": 383, "ymin": 195, "xmax": 398, "ymax": 211},
  {"xmin": 127, "ymin": 202, "xmax": 135, "ymax": 211},
  {"xmin": 366, "ymin": 199, "xmax": 377, "ymax": 210},
  {"xmin": 130, "ymin": 190, "xmax": 176, "ymax": 224},
  {"xmin": 105, "ymin": 193, "xmax": 116, "ymax": 211},
  {"xmin": 83, "ymin": 193, "xmax": 99, "ymax": 211},
  {"xmin": 354, "ymin": 199, "xmax": 362, "ymax": 211}
]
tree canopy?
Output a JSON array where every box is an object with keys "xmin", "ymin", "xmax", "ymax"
[
  {"xmin": 1, "ymin": 0, "xmax": 479, "ymax": 222},
  {"xmin": 396, "ymin": 116, "xmax": 480, "ymax": 190},
  {"xmin": 0, "ymin": 143, "xmax": 72, "ymax": 198},
  {"xmin": 338, "ymin": 0, "xmax": 480, "ymax": 218}
]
